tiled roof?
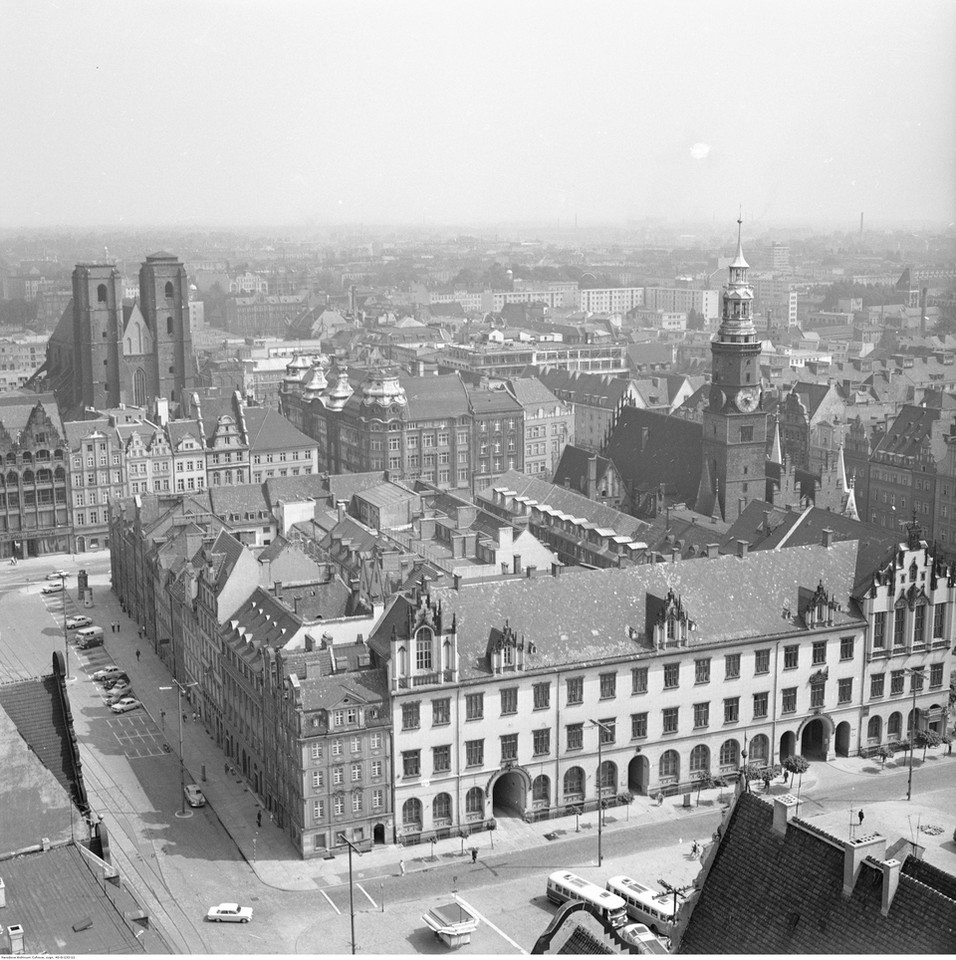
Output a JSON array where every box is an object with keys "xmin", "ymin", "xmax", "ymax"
[
  {"xmin": 244, "ymin": 406, "xmax": 317, "ymax": 453},
  {"xmin": 535, "ymin": 368, "xmax": 634, "ymax": 407},
  {"xmin": 679, "ymin": 792, "xmax": 956, "ymax": 954},
  {"xmin": 505, "ymin": 377, "xmax": 564, "ymax": 408},
  {"xmin": 400, "ymin": 374, "xmax": 469, "ymax": 419},
  {"xmin": 209, "ymin": 482, "xmax": 271, "ymax": 517},
  {"xmin": 604, "ymin": 407, "xmax": 702, "ymax": 502},
  {"xmin": 467, "ymin": 385, "xmax": 524, "ymax": 414},
  {"xmin": 372, "ymin": 540, "xmax": 861, "ymax": 678},
  {"xmin": 265, "ymin": 473, "xmax": 334, "ymax": 505},
  {"xmin": 482, "ymin": 469, "xmax": 646, "ymax": 538},
  {"xmin": 874, "ymin": 403, "xmax": 943, "ymax": 458},
  {"xmin": 298, "ymin": 666, "xmax": 389, "ymax": 711},
  {"xmin": 327, "ymin": 471, "xmax": 389, "ymax": 504},
  {"xmin": 552, "ymin": 446, "xmax": 613, "ymax": 491},
  {"xmin": 62, "ymin": 417, "xmax": 111, "ymax": 449},
  {"xmin": 166, "ymin": 418, "xmax": 203, "ymax": 447}
]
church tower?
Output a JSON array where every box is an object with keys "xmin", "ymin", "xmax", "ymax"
[
  {"xmin": 700, "ymin": 217, "xmax": 767, "ymax": 520},
  {"xmin": 72, "ymin": 263, "xmax": 123, "ymax": 408},
  {"xmin": 139, "ymin": 252, "xmax": 195, "ymax": 405}
]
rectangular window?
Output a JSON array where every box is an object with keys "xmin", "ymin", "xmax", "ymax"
[
  {"xmin": 631, "ymin": 666, "xmax": 648, "ymax": 694},
  {"xmin": 870, "ymin": 674, "xmax": 885, "ymax": 698},
  {"xmin": 566, "ymin": 677, "xmax": 584, "ymax": 705},
  {"xmin": 725, "ymin": 653, "xmax": 741, "ymax": 679},
  {"xmin": 693, "ymin": 702, "xmax": 710, "ymax": 728},
  {"xmin": 840, "ymin": 637, "xmax": 854, "ymax": 661},
  {"xmin": 783, "ymin": 645, "xmax": 798, "ymax": 669},
  {"xmin": 433, "ymin": 745, "xmax": 451, "ymax": 773},
  {"xmin": 566, "ymin": 723, "xmax": 583, "ymax": 750},
  {"xmin": 914, "ymin": 605, "xmax": 926, "ymax": 645},
  {"xmin": 890, "ymin": 670, "xmax": 905, "ymax": 695},
  {"xmin": 500, "ymin": 734, "xmax": 518, "ymax": 761},
  {"xmin": 631, "ymin": 712, "xmax": 648, "ymax": 739},
  {"xmin": 371, "ymin": 760, "xmax": 382, "ymax": 778},
  {"xmin": 662, "ymin": 707, "xmax": 679, "ymax": 734},
  {"xmin": 910, "ymin": 668, "xmax": 924, "ymax": 693},
  {"xmin": 812, "ymin": 641, "xmax": 827, "ymax": 665},
  {"xmin": 599, "ymin": 672, "xmax": 616, "ymax": 699},
  {"xmin": 598, "ymin": 718, "xmax": 615, "ymax": 744},
  {"xmin": 930, "ymin": 662, "xmax": 944, "ymax": 687},
  {"xmin": 333, "ymin": 796, "xmax": 344, "ymax": 816},
  {"xmin": 432, "ymin": 697, "xmax": 450, "ymax": 726},
  {"xmin": 352, "ymin": 793, "xmax": 363, "ymax": 814},
  {"xmin": 533, "ymin": 682, "xmax": 550, "ymax": 710},
  {"xmin": 465, "ymin": 739, "xmax": 484, "ymax": 767},
  {"xmin": 781, "ymin": 688, "xmax": 797, "ymax": 714},
  {"xmin": 934, "ymin": 604, "xmax": 945, "ymax": 638},
  {"xmin": 351, "ymin": 763, "xmax": 362, "ymax": 782},
  {"xmin": 724, "ymin": 697, "xmax": 739, "ymax": 723},
  {"xmin": 312, "ymin": 770, "xmax": 323, "ymax": 789},
  {"xmin": 465, "ymin": 693, "xmax": 483, "ymax": 720},
  {"xmin": 838, "ymin": 678, "xmax": 852, "ymax": 704},
  {"xmin": 401, "ymin": 702, "xmax": 420, "ymax": 731},
  {"xmin": 755, "ymin": 649, "xmax": 770, "ymax": 674},
  {"xmin": 370, "ymin": 732, "xmax": 382, "ymax": 750},
  {"xmin": 533, "ymin": 728, "xmax": 551, "ymax": 756},
  {"xmin": 500, "ymin": 687, "xmax": 518, "ymax": 715},
  {"xmin": 663, "ymin": 663, "xmax": 680, "ymax": 688},
  {"xmin": 402, "ymin": 750, "xmax": 420, "ymax": 778},
  {"xmin": 894, "ymin": 607, "xmax": 906, "ymax": 646},
  {"xmin": 753, "ymin": 692, "xmax": 768, "ymax": 719},
  {"xmin": 740, "ymin": 426, "xmax": 754, "ymax": 442},
  {"xmin": 332, "ymin": 767, "xmax": 344, "ymax": 785},
  {"xmin": 694, "ymin": 658, "xmax": 711, "ymax": 683},
  {"xmin": 312, "ymin": 800, "xmax": 324, "ymax": 820},
  {"xmin": 810, "ymin": 682, "xmax": 825, "ymax": 708},
  {"xmin": 331, "ymin": 739, "xmax": 342, "ymax": 757},
  {"xmin": 311, "ymin": 742, "xmax": 322, "ymax": 760},
  {"xmin": 372, "ymin": 788, "xmax": 384, "ymax": 810}
]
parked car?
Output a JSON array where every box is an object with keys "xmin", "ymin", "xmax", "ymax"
[
  {"xmin": 101, "ymin": 674, "xmax": 130, "ymax": 689},
  {"xmin": 46, "ymin": 570, "xmax": 69, "ymax": 580},
  {"xmin": 105, "ymin": 688, "xmax": 134, "ymax": 706},
  {"xmin": 40, "ymin": 582, "xmax": 63, "ymax": 594},
  {"xmin": 104, "ymin": 683, "xmax": 132, "ymax": 699},
  {"xmin": 207, "ymin": 903, "xmax": 253, "ymax": 923},
  {"xmin": 184, "ymin": 784, "xmax": 206, "ymax": 807},
  {"xmin": 76, "ymin": 633, "xmax": 104, "ymax": 650},
  {"xmin": 619, "ymin": 924, "xmax": 670, "ymax": 954},
  {"xmin": 66, "ymin": 615, "xmax": 93, "ymax": 630},
  {"xmin": 92, "ymin": 665, "xmax": 126, "ymax": 682},
  {"xmin": 109, "ymin": 698, "xmax": 141, "ymax": 714}
]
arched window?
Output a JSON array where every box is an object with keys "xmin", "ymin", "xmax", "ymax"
[
  {"xmin": 402, "ymin": 798, "xmax": 422, "ymax": 829},
  {"xmin": 167, "ymin": 316, "xmax": 174, "ymax": 335},
  {"xmin": 719, "ymin": 739, "xmax": 739, "ymax": 769},
  {"xmin": 54, "ymin": 449, "xmax": 64, "ymax": 460},
  {"xmin": 532, "ymin": 775, "xmax": 550, "ymax": 804},
  {"xmin": 442, "ymin": 639, "xmax": 452, "ymax": 672},
  {"xmin": 97, "ymin": 283, "xmax": 107, "ymax": 303},
  {"xmin": 888, "ymin": 712, "xmax": 902, "ymax": 739},
  {"xmin": 397, "ymin": 644, "xmax": 407, "ymax": 675},
  {"xmin": 598, "ymin": 760, "xmax": 616, "ymax": 795},
  {"xmin": 21, "ymin": 451, "xmax": 32, "ymax": 464},
  {"xmin": 690, "ymin": 744, "xmax": 710, "ymax": 774},
  {"xmin": 5, "ymin": 453, "xmax": 14, "ymax": 465},
  {"xmin": 6, "ymin": 470, "xmax": 17, "ymax": 484},
  {"xmin": 465, "ymin": 787, "xmax": 484, "ymax": 815},
  {"xmin": 660, "ymin": 750, "xmax": 680, "ymax": 780},
  {"xmin": 21, "ymin": 470, "xmax": 34, "ymax": 484},
  {"xmin": 750, "ymin": 734, "xmax": 769, "ymax": 763},
  {"xmin": 164, "ymin": 281, "xmax": 174, "ymax": 299},
  {"xmin": 563, "ymin": 767, "xmax": 584, "ymax": 799},
  {"xmin": 906, "ymin": 708, "xmax": 919, "ymax": 737},
  {"xmin": 415, "ymin": 627, "xmax": 433, "ymax": 671},
  {"xmin": 433, "ymin": 793, "xmax": 451, "ymax": 822},
  {"xmin": 867, "ymin": 715, "xmax": 882, "ymax": 743},
  {"xmin": 37, "ymin": 469, "xmax": 52, "ymax": 483},
  {"xmin": 54, "ymin": 466, "xmax": 65, "ymax": 480},
  {"xmin": 134, "ymin": 368, "xmax": 147, "ymax": 407}
]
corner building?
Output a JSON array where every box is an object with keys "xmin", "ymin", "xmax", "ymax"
[{"xmin": 367, "ymin": 535, "xmax": 953, "ymax": 844}]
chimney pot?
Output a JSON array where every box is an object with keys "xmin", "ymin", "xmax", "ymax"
[
  {"xmin": 843, "ymin": 834, "xmax": 887, "ymax": 896},
  {"xmin": 772, "ymin": 794, "xmax": 800, "ymax": 836},
  {"xmin": 706, "ymin": 543, "xmax": 719, "ymax": 559},
  {"xmin": 822, "ymin": 527, "xmax": 834, "ymax": 548},
  {"xmin": 880, "ymin": 858, "xmax": 902, "ymax": 917},
  {"xmin": 736, "ymin": 539, "xmax": 748, "ymax": 559}
]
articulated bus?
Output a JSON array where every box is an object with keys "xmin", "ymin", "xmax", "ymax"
[
  {"xmin": 605, "ymin": 875, "xmax": 683, "ymax": 938},
  {"xmin": 546, "ymin": 871, "xmax": 628, "ymax": 929}
]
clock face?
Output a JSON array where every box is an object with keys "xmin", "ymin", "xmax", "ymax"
[
  {"xmin": 709, "ymin": 385, "xmax": 726, "ymax": 411},
  {"xmin": 735, "ymin": 388, "xmax": 760, "ymax": 413}
]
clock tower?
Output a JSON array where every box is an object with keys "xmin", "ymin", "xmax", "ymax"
[{"xmin": 699, "ymin": 217, "xmax": 767, "ymax": 520}]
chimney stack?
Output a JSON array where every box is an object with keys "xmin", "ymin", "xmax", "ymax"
[
  {"xmin": 736, "ymin": 539, "xmax": 748, "ymax": 559},
  {"xmin": 822, "ymin": 527, "xmax": 834, "ymax": 548},
  {"xmin": 843, "ymin": 834, "xmax": 886, "ymax": 896},
  {"xmin": 551, "ymin": 561, "xmax": 562, "ymax": 576},
  {"xmin": 706, "ymin": 543, "xmax": 719, "ymax": 559},
  {"xmin": 771, "ymin": 794, "xmax": 800, "ymax": 837},
  {"xmin": 880, "ymin": 859, "xmax": 902, "ymax": 917}
]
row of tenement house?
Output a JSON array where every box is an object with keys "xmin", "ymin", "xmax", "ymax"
[{"xmin": 110, "ymin": 482, "xmax": 953, "ymax": 860}]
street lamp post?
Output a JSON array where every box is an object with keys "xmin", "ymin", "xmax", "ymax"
[
  {"xmin": 338, "ymin": 832, "xmax": 364, "ymax": 955},
  {"xmin": 60, "ymin": 573, "xmax": 71, "ymax": 680},
  {"xmin": 159, "ymin": 679, "xmax": 198, "ymax": 817},
  {"xmin": 903, "ymin": 666, "xmax": 924, "ymax": 802},
  {"xmin": 589, "ymin": 719, "xmax": 612, "ymax": 868}
]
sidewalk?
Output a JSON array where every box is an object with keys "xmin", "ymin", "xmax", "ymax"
[{"xmin": 68, "ymin": 558, "xmax": 955, "ymax": 894}]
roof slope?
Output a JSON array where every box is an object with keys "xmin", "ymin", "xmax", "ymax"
[{"xmin": 679, "ymin": 793, "xmax": 956, "ymax": 954}]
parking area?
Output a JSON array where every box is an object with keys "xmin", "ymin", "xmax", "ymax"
[{"xmin": 106, "ymin": 713, "xmax": 169, "ymax": 760}]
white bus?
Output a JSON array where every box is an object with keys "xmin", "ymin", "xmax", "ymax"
[
  {"xmin": 546, "ymin": 871, "xmax": 628, "ymax": 929},
  {"xmin": 605, "ymin": 875, "xmax": 683, "ymax": 938}
]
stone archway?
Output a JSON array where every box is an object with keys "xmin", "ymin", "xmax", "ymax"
[
  {"xmin": 835, "ymin": 721, "xmax": 851, "ymax": 758},
  {"xmin": 489, "ymin": 767, "xmax": 530, "ymax": 818},
  {"xmin": 628, "ymin": 755, "xmax": 650, "ymax": 796},
  {"xmin": 779, "ymin": 731, "xmax": 796, "ymax": 763},
  {"xmin": 373, "ymin": 823, "xmax": 386, "ymax": 845},
  {"xmin": 801, "ymin": 718, "xmax": 828, "ymax": 760}
]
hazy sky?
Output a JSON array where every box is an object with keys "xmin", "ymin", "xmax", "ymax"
[{"xmin": 4, "ymin": 0, "xmax": 955, "ymax": 230}]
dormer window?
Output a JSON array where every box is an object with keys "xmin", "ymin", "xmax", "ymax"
[{"xmin": 415, "ymin": 627, "xmax": 433, "ymax": 671}]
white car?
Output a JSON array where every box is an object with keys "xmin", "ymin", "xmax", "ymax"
[
  {"xmin": 109, "ymin": 697, "xmax": 142, "ymax": 714},
  {"xmin": 92, "ymin": 665, "xmax": 126, "ymax": 682},
  {"xmin": 619, "ymin": 924, "xmax": 670, "ymax": 954},
  {"xmin": 47, "ymin": 570, "xmax": 70, "ymax": 580},
  {"xmin": 40, "ymin": 582, "xmax": 64, "ymax": 594},
  {"xmin": 184, "ymin": 783, "xmax": 206, "ymax": 807},
  {"xmin": 207, "ymin": 903, "xmax": 253, "ymax": 923},
  {"xmin": 66, "ymin": 615, "xmax": 93, "ymax": 630}
]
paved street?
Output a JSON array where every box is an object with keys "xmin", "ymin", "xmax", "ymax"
[{"xmin": 2, "ymin": 550, "xmax": 955, "ymax": 954}]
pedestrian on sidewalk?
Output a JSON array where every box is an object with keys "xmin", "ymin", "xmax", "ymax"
[
  {"xmin": 257, "ymin": 810, "xmax": 262, "ymax": 828},
  {"xmin": 192, "ymin": 712, "xmax": 198, "ymax": 722},
  {"xmin": 182, "ymin": 712, "xmax": 187, "ymax": 725},
  {"xmin": 471, "ymin": 847, "xmax": 477, "ymax": 864},
  {"xmin": 399, "ymin": 859, "xmax": 406, "ymax": 876},
  {"xmin": 135, "ymin": 649, "xmax": 141, "ymax": 662},
  {"xmin": 763, "ymin": 773, "xmax": 771, "ymax": 793}
]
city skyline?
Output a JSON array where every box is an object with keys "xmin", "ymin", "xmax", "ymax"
[{"xmin": 5, "ymin": 0, "xmax": 955, "ymax": 230}]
